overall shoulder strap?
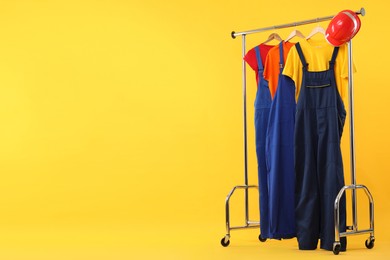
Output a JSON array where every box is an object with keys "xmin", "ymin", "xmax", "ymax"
[
  {"xmin": 295, "ymin": 43, "xmax": 308, "ymax": 70},
  {"xmin": 254, "ymin": 46, "xmax": 264, "ymax": 71},
  {"xmin": 329, "ymin": 47, "xmax": 339, "ymax": 69},
  {"xmin": 279, "ymin": 41, "xmax": 284, "ymax": 72}
]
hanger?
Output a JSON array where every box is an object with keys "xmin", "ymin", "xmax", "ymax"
[
  {"xmin": 305, "ymin": 25, "xmax": 325, "ymax": 40},
  {"xmin": 285, "ymin": 29, "xmax": 305, "ymax": 42},
  {"xmin": 262, "ymin": 32, "xmax": 283, "ymax": 44}
]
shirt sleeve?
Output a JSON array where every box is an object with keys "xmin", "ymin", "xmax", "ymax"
[
  {"xmin": 336, "ymin": 44, "xmax": 357, "ymax": 100},
  {"xmin": 339, "ymin": 44, "xmax": 357, "ymax": 78},
  {"xmin": 264, "ymin": 47, "xmax": 278, "ymax": 98},
  {"xmin": 243, "ymin": 48, "xmax": 258, "ymax": 72},
  {"xmin": 282, "ymin": 46, "xmax": 302, "ymax": 100},
  {"xmin": 263, "ymin": 49, "xmax": 272, "ymax": 81}
]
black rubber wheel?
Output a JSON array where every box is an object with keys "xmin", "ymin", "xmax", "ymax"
[
  {"xmin": 221, "ymin": 237, "xmax": 230, "ymax": 247},
  {"xmin": 258, "ymin": 234, "xmax": 267, "ymax": 242},
  {"xmin": 365, "ymin": 238, "xmax": 375, "ymax": 249},
  {"xmin": 333, "ymin": 244, "xmax": 341, "ymax": 255}
]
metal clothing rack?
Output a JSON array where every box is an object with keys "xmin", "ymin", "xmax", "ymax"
[{"xmin": 221, "ymin": 7, "xmax": 375, "ymax": 255}]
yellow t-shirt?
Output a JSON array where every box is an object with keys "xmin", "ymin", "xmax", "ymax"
[{"xmin": 282, "ymin": 38, "xmax": 354, "ymax": 102}]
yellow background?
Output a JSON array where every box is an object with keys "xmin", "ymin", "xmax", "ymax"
[{"xmin": 0, "ymin": 0, "xmax": 389, "ymax": 259}]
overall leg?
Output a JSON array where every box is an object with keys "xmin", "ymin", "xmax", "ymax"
[
  {"xmin": 295, "ymin": 109, "xmax": 320, "ymax": 249},
  {"xmin": 267, "ymin": 76, "xmax": 296, "ymax": 238},
  {"xmin": 255, "ymin": 107, "xmax": 271, "ymax": 238},
  {"xmin": 317, "ymin": 107, "xmax": 347, "ymax": 251}
]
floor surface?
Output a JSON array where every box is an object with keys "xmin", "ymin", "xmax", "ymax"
[{"xmin": 0, "ymin": 224, "xmax": 388, "ymax": 260}]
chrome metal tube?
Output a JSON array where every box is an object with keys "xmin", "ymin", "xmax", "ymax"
[
  {"xmin": 225, "ymin": 189, "xmax": 232, "ymax": 236},
  {"xmin": 334, "ymin": 186, "xmax": 348, "ymax": 242},
  {"xmin": 362, "ymin": 185, "xmax": 375, "ymax": 238},
  {"xmin": 241, "ymin": 35, "xmax": 251, "ymax": 224},
  {"xmin": 340, "ymin": 229, "xmax": 374, "ymax": 237},
  {"xmin": 224, "ymin": 185, "xmax": 260, "ymax": 238},
  {"xmin": 347, "ymin": 40, "xmax": 358, "ymax": 231},
  {"xmin": 334, "ymin": 185, "xmax": 375, "ymax": 241},
  {"xmin": 230, "ymin": 225, "xmax": 261, "ymax": 230},
  {"xmin": 231, "ymin": 8, "xmax": 365, "ymax": 38}
]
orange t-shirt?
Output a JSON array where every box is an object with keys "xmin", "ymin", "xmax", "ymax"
[{"xmin": 263, "ymin": 41, "xmax": 295, "ymax": 99}]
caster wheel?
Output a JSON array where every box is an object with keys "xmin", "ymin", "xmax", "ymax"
[
  {"xmin": 333, "ymin": 243, "xmax": 341, "ymax": 255},
  {"xmin": 258, "ymin": 234, "xmax": 267, "ymax": 242},
  {"xmin": 365, "ymin": 238, "xmax": 375, "ymax": 249},
  {"xmin": 221, "ymin": 237, "xmax": 230, "ymax": 247}
]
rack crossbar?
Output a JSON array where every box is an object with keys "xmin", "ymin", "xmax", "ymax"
[{"xmin": 232, "ymin": 8, "xmax": 365, "ymax": 38}]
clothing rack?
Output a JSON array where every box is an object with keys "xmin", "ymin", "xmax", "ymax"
[{"xmin": 221, "ymin": 7, "xmax": 375, "ymax": 255}]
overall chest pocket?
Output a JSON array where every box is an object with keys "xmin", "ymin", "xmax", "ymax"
[{"xmin": 305, "ymin": 79, "xmax": 331, "ymax": 88}]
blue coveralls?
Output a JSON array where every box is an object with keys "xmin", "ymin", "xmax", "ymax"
[
  {"xmin": 294, "ymin": 43, "xmax": 347, "ymax": 251},
  {"xmin": 253, "ymin": 46, "xmax": 272, "ymax": 239},
  {"xmin": 265, "ymin": 41, "xmax": 296, "ymax": 239}
]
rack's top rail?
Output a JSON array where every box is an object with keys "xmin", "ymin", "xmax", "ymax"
[{"xmin": 231, "ymin": 7, "xmax": 365, "ymax": 39}]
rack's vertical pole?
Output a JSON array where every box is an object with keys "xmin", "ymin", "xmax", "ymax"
[
  {"xmin": 347, "ymin": 40, "xmax": 358, "ymax": 231},
  {"xmin": 241, "ymin": 35, "xmax": 250, "ymax": 223}
]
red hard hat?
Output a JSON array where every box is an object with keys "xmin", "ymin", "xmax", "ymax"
[{"xmin": 325, "ymin": 10, "xmax": 361, "ymax": 46}]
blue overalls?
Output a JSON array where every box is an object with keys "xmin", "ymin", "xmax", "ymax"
[
  {"xmin": 253, "ymin": 46, "xmax": 272, "ymax": 239},
  {"xmin": 265, "ymin": 41, "xmax": 296, "ymax": 239},
  {"xmin": 294, "ymin": 43, "xmax": 347, "ymax": 251}
]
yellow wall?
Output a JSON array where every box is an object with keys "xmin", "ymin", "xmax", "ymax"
[{"xmin": 0, "ymin": 0, "xmax": 389, "ymax": 257}]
